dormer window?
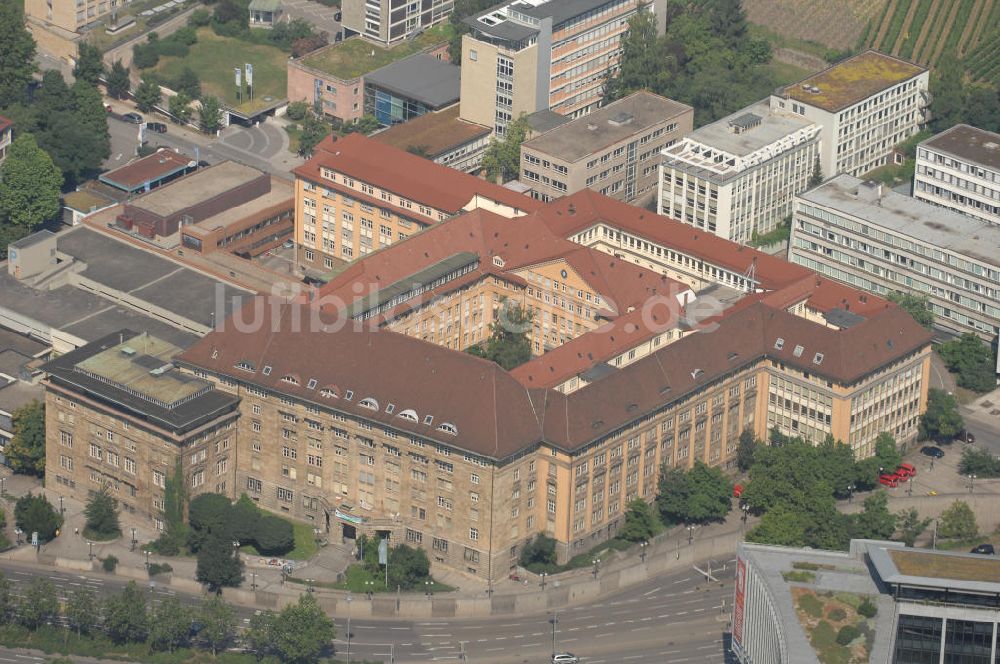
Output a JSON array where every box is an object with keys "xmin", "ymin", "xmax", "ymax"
[
  {"xmin": 438, "ymin": 422, "xmax": 458, "ymax": 435},
  {"xmin": 691, "ymin": 369, "xmax": 704, "ymax": 379},
  {"xmin": 211, "ymin": 349, "xmax": 219, "ymax": 359},
  {"xmin": 320, "ymin": 388, "xmax": 339, "ymax": 399},
  {"xmin": 306, "ymin": 379, "xmax": 317, "ymax": 389},
  {"xmin": 235, "ymin": 361, "xmax": 254, "ymax": 372},
  {"xmin": 774, "ymin": 338, "xmax": 784, "ymax": 350},
  {"xmin": 813, "ymin": 353, "xmax": 824, "ymax": 365},
  {"xmin": 424, "ymin": 415, "xmax": 434, "ymax": 425},
  {"xmin": 345, "ymin": 390, "xmax": 354, "ymax": 400},
  {"xmin": 386, "ymin": 404, "xmax": 395, "ymax": 414},
  {"xmin": 280, "ymin": 375, "xmax": 299, "ymax": 385},
  {"xmin": 398, "ymin": 409, "xmax": 418, "ymax": 422},
  {"xmin": 359, "ymin": 397, "xmax": 378, "ymax": 410},
  {"xmin": 262, "ymin": 366, "xmax": 272, "ymax": 376},
  {"xmin": 793, "ymin": 345, "xmax": 804, "ymax": 358}
]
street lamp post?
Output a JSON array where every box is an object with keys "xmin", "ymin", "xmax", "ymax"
[
  {"xmin": 425, "ymin": 580, "xmax": 433, "ymax": 597},
  {"xmin": 131, "ymin": 527, "xmax": 137, "ymax": 552},
  {"xmin": 88, "ymin": 541, "xmax": 94, "ymax": 560},
  {"xmin": 639, "ymin": 540, "xmax": 649, "ymax": 563},
  {"xmin": 307, "ymin": 579, "xmax": 314, "ymax": 593},
  {"xmin": 364, "ymin": 580, "xmax": 374, "ymax": 599},
  {"xmin": 59, "ymin": 496, "xmax": 64, "ymax": 515},
  {"xmin": 741, "ymin": 502, "xmax": 751, "ymax": 525},
  {"xmin": 969, "ymin": 474, "xmax": 977, "ymax": 493},
  {"xmin": 847, "ymin": 484, "xmax": 856, "ymax": 503},
  {"xmin": 548, "ymin": 611, "xmax": 558, "ymax": 658},
  {"xmin": 145, "ymin": 549, "xmax": 150, "ymax": 569},
  {"xmin": 539, "ymin": 572, "xmax": 547, "ymax": 590},
  {"xmin": 687, "ymin": 525, "xmax": 695, "ymax": 545},
  {"xmin": 907, "ymin": 477, "xmax": 913, "ymax": 496},
  {"xmin": 591, "ymin": 558, "xmax": 600, "ymax": 579},
  {"xmin": 346, "ymin": 593, "xmax": 352, "ymax": 664},
  {"xmin": 251, "ymin": 572, "xmax": 257, "ymax": 591}
]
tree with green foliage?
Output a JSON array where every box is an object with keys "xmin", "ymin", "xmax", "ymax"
[
  {"xmin": 468, "ymin": 300, "xmax": 533, "ymax": 370},
  {"xmin": 921, "ymin": 388, "xmax": 964, "ymax": 443},
  {"xmin": 14, "ymin": 493, "xmax": 62, "ymax": 542},
  {"xmin": 149, "ymin": 597, "xmax": 192, "ymax": 652},
  {"xmin": 168, "ymin": 91, "xmax": 193, "ymax": 124},
  {"xmin": 134, "ymin": 75, "xmax": 163, "ymax": 113},
  {"xmin": 387, "ymin": 544, "xmax": 432, "ymax": 590},
  {"xmin": 930, "ymin": 53, "xmax": 965, "ymax": 133},
  {"xmin": 18, "ymin": 577, "xmax": 58, "ymax": 630},
  {"xmin": 298, "ymin": 114, "xmax": 330, "ymax": 157},
  {"xmin": 153, "ymin": 458, "xmax": 188, "ymax": 555},
  {"xmin": 960, "ymin": 447, "xmax": 1000, "ymax": 477},
  {"xmin": 84, "ymin": 484, "xmax": 121, "ymax": 539},
  {"xmin": 519, "ymin": 533, "xmax": 557, "ymax": 572},
  {"xmin": 888, "ymin": 291, "xmax": 934, "ymax": 328},
  {"xmin": 175, "ymin": 67, "xmax": 202, "ymax": 99},
  {"xmin": 0, "ymin": 1, "xmax": 37, "ymax": 108},
  {"xmin": 103, "ymin": 581, "xmax": 148, "ymax": 644},
  {"xmin": 254, "ymin": 514, "xmax": 294, "ymax": 555},
  {"xmin": 808, "ymin": 154, "xmax": 823, "ymax": 187},
  {"xmin": 0, "ymin": 573, "xmax": 13, "ymax": 626},
  {"xmin": 73, "ymin": 43, "xmax": 105, "ymax": 86},
  {"xmin": 188, "ymin": 7, "xmax": 212, "ymax": 27},
  {"xmin": 198, "ymin": 594, "xmax": 237, "ymax": 656},
  {"xmin": 938, "ymin": 500, "xmax": 978, "ymax": 542},
  {"xmin": 270, "ymin": 592, "xmax": 335, "ymax": 664},
  {"xmin": 0, "ymin": 134, "xmax": 63, "ymax": 241},
  {"xmin": 188, "ymin": 493, "xmax": 233, "ymax": 540},
  {"xmin": 342, "ymin": 114, "xmax": 381, "ymax": 135},
  {"xmin": 231, "ymin": 493, "xmax": 261, "ymax": 542},
  {"xmin": 736, "ymin": 429, "xmax": 757, "ymax": 472},
  {"xmin": 964, "ymin": 84, "xmax": 1000, "ymax": 133},
  {"xmin": 245, "ymin": 609, "xmax": 276, "ymax": 659},
  {"xmin": 938, "ymin": 333, "xmax": 997, "ymax": 393},
  {"xmin": 196, "ymin": 533, "xmax": 244, "ymax": 591},
  {"xmin": 286, "ymin": 100, "xmax": 309, "ymax": 121},
  {"xmin": 849, "ymin": 491, "xmax": 897, "ymax": 540},
  {"xmin": 66, "ymin": 586, "xmax": 99, "ymax": 635},
  {"xmin": 656, "ymin": 461, "xmax": 731, "ymax": 525},
  {"xmin": 746, "ymin": 505, "xmax": 809, "ymax": 546},
  {"xmin": 481, "ymin": 113, "xmax": 529, "ymax": 183},
  {"xmin": 854, "ymin": 432, "xmax": 904, "ymax": 490},
  {"xmin": 603, "ymin": 5, "xmax": 667, "ymax": 102},
  {"xmin": 212, "ymin": 0, "xmax": 250, "ymax": 34},
  {"xmin": 619, "ymin": 497, "xmax": 658, "ymax": 542},
  {"xmin": 896, "ymin": 508, "xmax": 932, "ymax": 547},
  {"xmin": 68, "ymin": 80, "xmax": 112, "ymax": 180},
  {"xmin": 4, "ymin": 400, "xmax": 46, "ymax": 476},
  {"xmin": 106, "ymin": 59, "xmax": 131, "ymax": 99},
  {"xmin": 199, "ymin": 95, "xmax": 224, "ymax": 133}
]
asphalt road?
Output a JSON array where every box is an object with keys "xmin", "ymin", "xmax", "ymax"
[{"xmin": 0, "ymin": 557, "xmax": 735, "ymax": 664}]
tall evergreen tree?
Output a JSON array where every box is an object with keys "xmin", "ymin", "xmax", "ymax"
[
  {"xmin": 603, "ymin": 6, "xmax": 666, "ymax": 103},
  {"xmin": 199, "ymin": 95, "xmax": 224, "ymax": 133},
  {"xmin": 0, "ymin": 1, "xmax": 37, "ymax": 108},
  {"xmin": 71, "ymin": 80, "xmax": 112, "ymax": 177},
  {"xmin": 106, "ymin": 59, "xmax": 131, "ymax": 99},
  {"xmin": 73, "ymin": 42, "xmax": 105, "ymax": 86},
  {"xmin": 134, "ymin": 75, "xmax": 163, "ymax": 113}
]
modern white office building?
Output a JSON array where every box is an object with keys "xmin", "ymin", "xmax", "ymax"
[
  {"xmin": 789, "ymin": 174, "xmax": 1000, "ymax": 341},
  {"xmin": 658, "ymin": 100, "xmax": 820, "ymax": 244},
  {"xmin": 914, "ymin": 124, "xmax": 1000, "ymax": 225},
  {"xmin": 770, "ymin": 50, "xmax": 929, "ymax": 180}
]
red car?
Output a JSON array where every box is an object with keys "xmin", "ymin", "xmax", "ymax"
[
  {"xmin": 733, "ymin": 484, "xmax": 744, "ymax": 498},
  {"xmin": 895, "ymin": 463, "xmax": 917, "ymax": 479},
  {"xmin": 879, "ymin": 473, "xmax": 900, "ymax": 488}
]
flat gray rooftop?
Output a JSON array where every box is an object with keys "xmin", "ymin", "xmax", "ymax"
[
  {"xmin": 526, "ymin": 109, "xmax": 570, "ymax": 136},
  {"xmin": 130, "ymin": 161, "xmax": 262, "ymax": 217},
  {"xmin": 675, "ymin": 100, "xmax": 814, "ymax": 158},
  {"xmin": 800, "ymin": 174, "xmax": 1000, "ymax": 269},
  {"xmin": 0, "ymin": 378, "xmax": 42, "ymax": 415},
  {"xmin": 922, "ymin": 124, "xmax": 1000, "ymax": 172},
  {"xmin": 57, "ymin": 227, "xmax": 253, "ymax": 328},
  {"xmin": 0, "ymin": 270, "xmax": 197, "ymax": 348},
  {"xmin": 365, "ymin": 54, "xmax": 461, "ymax": 109},
  {"xmin": 522, "ymin": 91, "xmax": 691, "ymax": 162}
]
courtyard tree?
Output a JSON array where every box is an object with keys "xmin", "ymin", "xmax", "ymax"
[
  {"xmin": 14, "ymin": 493, "xmax": 63, "ymax": 542},
  {"xmin": 938, "ymin": 500, "xmax": 978, "ymax": 542},
  {"xmin": 73, "ymin": 42, "xmax": 105, "ymax": 86},
  {"xmin": 4, "ymin": 400, "xmax": 46, "ymax": 476},
  {"xmin": 84, "ymin": 484, "xmax": 121, "ymax": 540},
  {"xmin": 106, "ymin": 60, "xmax": 131, "ymax": 99},
  {"xmin": 920, "ymin": 389, "xmax": 964, "ymax": 443}
]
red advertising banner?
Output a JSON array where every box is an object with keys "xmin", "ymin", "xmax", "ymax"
[{"xmin": 733, "ymin": 557, "xmax": 747, "ymax": 649}]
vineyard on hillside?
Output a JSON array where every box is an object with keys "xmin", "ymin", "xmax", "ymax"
[{"xmin": 745, "ymin": 0, "xmax": 1000, "ymax": 86}]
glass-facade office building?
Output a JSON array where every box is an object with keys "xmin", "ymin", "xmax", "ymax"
[{"xmin": 364, "ymin": 84, "xmax": 434, "ymax": 126}]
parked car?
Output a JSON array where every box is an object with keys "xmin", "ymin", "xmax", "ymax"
[
  {"xmin": 122, "ymin": 112, "xmax": 143, "ymax": 124},
  {"xmin": 971, "ymin": 544, "xmax": 995, "ymax": 555},
  {"xmin": 552, "ymin": 655, "xmax": 580, "ymax": 664},
  {"xmin": 104, "ymin": 103, "xmax": 113, "ymax": 113},
  {"xmin": 878, "ymin": 473, "xmax": 899, "ymax": 488},
  {"xmin": 957, "ymin": 430, "xmax": 976, "ymax": 444},
  {"xmin": 895, "ymin": 463, "xmax": 917, "ymax": 479},
  {"xmin": 732, "ymin": 484, "xmax": 743, "ymax": 498},
  {"xmin": 282, "ymin": 239, "xmax": 294, "ymax": 249},
  {"xmin": 334, "ymin": 30, "xmax": 343, "ymax": 42},
  {"xmin": 334, "ymin": 10, "xmax": 341, "ymax": 20},
  {"xmin": 920, "ymin": 446, "xmax": 945, "ymax": 459},
  {"xmin": 146, "ymin": 122, "xmax": 167, "ymax": 133}
]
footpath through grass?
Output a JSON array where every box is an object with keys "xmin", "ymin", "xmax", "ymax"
[{"xmin": 154, "ymin": 27, "xmax": 288, "ymax": 113}]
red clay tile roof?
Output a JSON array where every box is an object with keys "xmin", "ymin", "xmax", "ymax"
[
  {"xmin": 318, "ymin": 208, "xmax": 691, "ymax": 319},
  {"xmin": 99, "ymin": 149, "xmax": 194, "ymax": 190},
  {"xmin": 0, "ymin": 116, "xmax": 11, "ymax": 133},
  {"xmin": 538, "ymin": 190, "xmax": 812, "ymax": 291},
  {"xmin": 293, "ymin": 133, "xmax": 541, "ymax": 216}
]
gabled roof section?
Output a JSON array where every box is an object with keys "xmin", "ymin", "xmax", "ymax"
[{"xmin": 293, "ymin": 133, "xmax": 540, "ymax": 216}]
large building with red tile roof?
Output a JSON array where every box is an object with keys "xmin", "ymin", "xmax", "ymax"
[
  {"xmin": 170, "ymin": 180, "xmax": 933, "ymax": 576},
  {"xmin": 292, "ymin": 133, "xmax": 540, "ymax": 271}
]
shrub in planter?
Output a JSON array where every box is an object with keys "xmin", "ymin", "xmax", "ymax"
[
  {"xmin": 836, "ymin": 624, "xmax": 861, "ymax": 646},
  {"xmin": 102, "ymin": 555, "xmax": 119, "ymax": 573}
]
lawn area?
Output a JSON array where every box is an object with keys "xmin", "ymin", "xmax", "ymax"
[
  {"xmin": 240, "ymin": 521, "xmax": 319, "ymax": 561},
  {"xmin": 768, "ymin": 60, "xmax": 813, "ymax": 86},
  {"xmin": 300, "ymin": 23, "xmax": 455, "ymax": 79},
  {"xmin": 312, "ymin": 564, "xmax": 454, "ymax": 593},
  {"xmin": 792, "ymin": 588, "xmax": 877, "ymax": 664},
  {"xmin": 153, "ymin": 27, "xmax": 288, "ymax": 114}
]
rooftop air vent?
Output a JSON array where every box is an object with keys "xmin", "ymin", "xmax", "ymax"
[
  {"xmin": 729, "ymin": 113, "xmax": 762, "ymax": 134},
  {"xmin": 120, "ymin": 346, "xmax": 137, "ymax": 356}
]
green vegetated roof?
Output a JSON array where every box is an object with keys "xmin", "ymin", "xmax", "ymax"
[{"xmin": 300, "ymin": 24, "xmax": 454, "ymax": 80}]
